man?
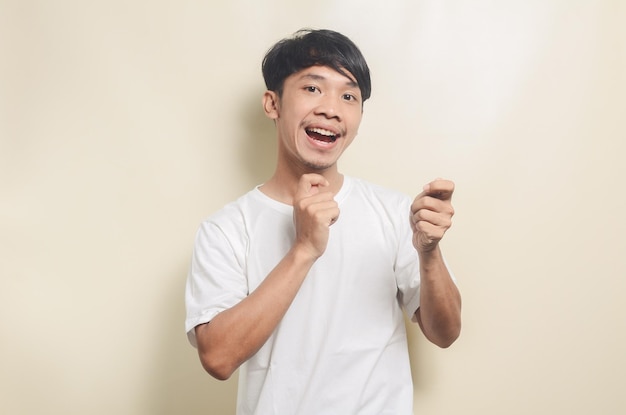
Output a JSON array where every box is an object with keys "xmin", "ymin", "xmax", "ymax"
[{"xmin": 186, "ymin": 29, "xmax": 461, "ymax": 415}]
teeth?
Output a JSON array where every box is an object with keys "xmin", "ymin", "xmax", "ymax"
[{"xmin": 307, "ymin": 127, "xmax": 336, "ymax": 137}]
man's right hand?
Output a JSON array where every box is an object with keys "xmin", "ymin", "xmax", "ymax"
[{"xmin": 292, "ymin": 174, "xmax": 340, "ymax": 260}]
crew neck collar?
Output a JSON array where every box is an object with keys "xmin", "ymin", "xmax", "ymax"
[{"xmin": 253, "ymin": 176, "xmax": 353, "ymax": 214}]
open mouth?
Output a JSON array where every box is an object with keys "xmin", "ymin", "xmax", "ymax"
[{"xmin": 306, "ymin": 127, "xmax": 338, "ymax": 143}]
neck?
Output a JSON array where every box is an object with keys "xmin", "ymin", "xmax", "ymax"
[{"xmin": 260, "ymin": 164, "xmax": 344, "ymax": 205}]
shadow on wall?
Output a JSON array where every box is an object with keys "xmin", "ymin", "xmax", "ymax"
[
  {"xmin": 147, "ymin": 93, "xmax": 277, "ymax": 414},
  {"xmin": 239, "ymin": 88, "xmax": 278, "ymax": 186},
  {"xmin": 148, "ymin": 262, "xmax": 238, "ymax": 415},
  {"xmin": 406, "ymin": 316, "xmax": 438, "ymax": 395}
]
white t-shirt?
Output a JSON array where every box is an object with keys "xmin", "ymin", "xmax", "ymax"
[{"xmin": 186, "ymin": 176, "xmax": 426, "ymax": 415}]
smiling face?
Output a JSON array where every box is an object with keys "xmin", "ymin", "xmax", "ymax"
[{"xmin": 264, "ymin": 65, "xmax": 364, "ymax": 176}]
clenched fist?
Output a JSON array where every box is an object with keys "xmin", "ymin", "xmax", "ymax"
[
  {"xmin": 411, "ymin": 179, "xmax": 455, "ymax": 253},
  {"xmin": 293, "ymin": 174, "xmax": 340, "ymax": 260}
]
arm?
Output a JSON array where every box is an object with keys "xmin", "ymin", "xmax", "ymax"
[
  {"xmin": 195, "ymin": 174, "xmax": 339, "ymax": 380},
  {"xmin": 195, "ymin": 245, "xmax": 315, "ymax": 380},
  {"xmin": 411, "ymin": 179, "xmax": 462, "ymax": 348}
]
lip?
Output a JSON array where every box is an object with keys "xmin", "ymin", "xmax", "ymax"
[
  {"xmin": 303, "ymin": 123, "xmax": 343, "ymax": 148},
  {"xmin": 305, "ymin": 123, "xmax": 341, "ymax": 138},
  {"xmin": 305, "ymin": 130, "xmax": 339, "ymax": 150}
]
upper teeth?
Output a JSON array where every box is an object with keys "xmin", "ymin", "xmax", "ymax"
[{"xmin": 308, "ymin": 127, "xmax": 336, "ymax": 137}]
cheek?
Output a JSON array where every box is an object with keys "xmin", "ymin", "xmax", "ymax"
[{"xmin": 348, "ymin": 113, "xmax": 363, "ymax": 134}]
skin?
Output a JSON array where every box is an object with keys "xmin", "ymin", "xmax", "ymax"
[{"xmin": 195, "ymin": 65, "xmax": 461, "ymax": 381}]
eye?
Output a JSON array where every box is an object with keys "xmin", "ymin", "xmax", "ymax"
[
  {"xmin": 342, "ymin": 93, "xmax": 358, "ymax": 102},
  {"xmin": 305, "ymin": 86, "xmax": 320, "ymax": 93}
]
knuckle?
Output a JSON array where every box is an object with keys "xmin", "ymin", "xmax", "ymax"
[
  {"xmin": 296, "ymin": 200, "xmax": 308, "ymax": 211},
  {"xmin": 416, "ymin": 221, "xmax": 429, "ymax": 232}
]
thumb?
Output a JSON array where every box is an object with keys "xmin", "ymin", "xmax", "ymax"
[{"xmin": 297, "ymin": 174, "xmax": 330, "ymax": 197}]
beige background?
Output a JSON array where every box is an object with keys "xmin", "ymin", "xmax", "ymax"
[{"xmin": 1, "ymin": 0, "xmax": 625, "ymax": 414}]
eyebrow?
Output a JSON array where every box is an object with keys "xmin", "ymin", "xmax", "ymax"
[{"xmin": 298, "ymin": 72, "xmax": 359, "ymax": 89}]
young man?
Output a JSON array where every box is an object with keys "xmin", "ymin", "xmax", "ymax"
[{"xmin": 186, "ymin": 29, "xmax": 461, "ymax": 415}]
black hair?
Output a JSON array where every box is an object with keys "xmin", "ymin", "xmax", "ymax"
[{"xmin": 262, "ymin": 29, "xmax": 372, "ymax": 103}]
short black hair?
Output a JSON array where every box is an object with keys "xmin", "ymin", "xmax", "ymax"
[{"xmin": 262, "ymin": 29, "xmax": 372, "ymax": 103}]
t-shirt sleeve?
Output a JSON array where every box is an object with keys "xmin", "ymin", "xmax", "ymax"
[
  {"xmin": 394, "ymin": 196, "xmax": 422, "ymax": 320},
  {"xmin": 185, "ymin": 218, "xmax": 248, "ymax": 348}
]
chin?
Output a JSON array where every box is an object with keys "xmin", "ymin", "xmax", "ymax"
[{"xmin": 302, "ymin": 160, "xmax": 336, "ymax": 171}]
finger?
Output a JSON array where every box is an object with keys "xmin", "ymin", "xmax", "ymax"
[
  {"xmin": 411, "ymin": 196, "xmax": 454, "ymax": 218},
  {"xmin": 422, "ymin": 179, "xmax": 455, "ymax": 201},
  {"xmin": 297, "ymin": 174, "xmax": 330, "ymax": 198},
  {"xmin": 413, "ymin": 220, "xmax": 446, "ymax": 244},
  {"xmin": 324, "ymin": 205, "xmax": 341, "ymax": 226},
  {"xmin": 294, "ymin": 173, "xmax": 330, "ymax": 202},
  {"xmin": 296, "ymin": 197, "xmax": 339, "ymax": 224},
  {"xmin": 412, "ymin": 208, "xmax": 452, "ymax": 229}
]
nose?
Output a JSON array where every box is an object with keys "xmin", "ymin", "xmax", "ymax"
[{"xmin": 314, "ymin": 94, "xmax": 342, "ymax": 121}]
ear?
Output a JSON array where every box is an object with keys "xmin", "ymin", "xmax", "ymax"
[{"xmin": 263, "ymin": 91, "xmax": 280, "ymax": 120}]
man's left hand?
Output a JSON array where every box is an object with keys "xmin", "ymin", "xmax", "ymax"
[{"xmin": 410, "ymin": 179, "xmax": 455, "ymax": 253}]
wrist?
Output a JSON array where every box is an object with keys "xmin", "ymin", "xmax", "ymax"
[
  {"xmin": 417, "ymin": 245, "xmax": 443, "ymax": 267},
  {"xmin": 289, "ymin": 243, "xmax": 320, "ymax": 267}
]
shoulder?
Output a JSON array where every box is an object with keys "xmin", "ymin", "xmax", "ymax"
[
  {"xmin": 205, "ymin": 187, "xmax": 264, "ymax": 221},
  {"xmin": 197, "ymin": 189, "xmax": 260, "ymax": 239}
]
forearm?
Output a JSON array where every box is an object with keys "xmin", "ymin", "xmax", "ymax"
[
  {"xmin": 415, "ymin": 246, "xmax": 462, "ymax": 348},
  {"xmin": 195, "ymin": 245, "xmax": 316, "ymax": 380}
]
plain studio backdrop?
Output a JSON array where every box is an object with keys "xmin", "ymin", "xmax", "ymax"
[{"xmin": 1, "ymin": 1, "xmax": 624, "ymax": 414}]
